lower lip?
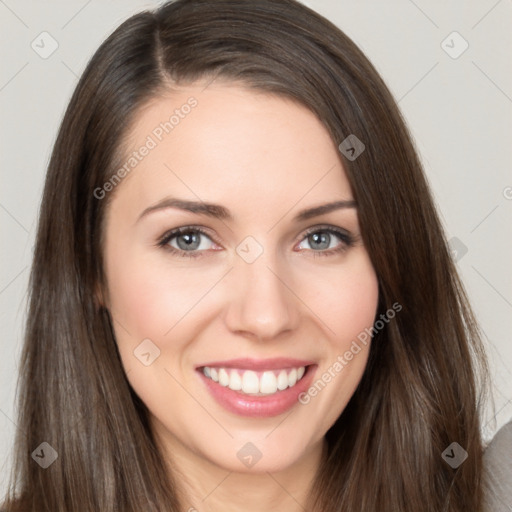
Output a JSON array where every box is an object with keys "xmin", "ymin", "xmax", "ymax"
[{"xmin": 198, "ymin": 365, "xmax": 317, "ymax": 418}]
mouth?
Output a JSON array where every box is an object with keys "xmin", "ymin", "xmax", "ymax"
[{"xmin": 196, "ymin": 358, "xmax": 316, "ymax": 417}]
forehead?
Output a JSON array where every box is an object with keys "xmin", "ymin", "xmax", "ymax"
[{"xmin": 109, "ymin": 82, "xmax": 353, "ymax": 223}]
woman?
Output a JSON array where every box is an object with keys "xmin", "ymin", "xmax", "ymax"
[{"xmin": 1, "ymin": 0, "xmax": 489, "ymax": 510}]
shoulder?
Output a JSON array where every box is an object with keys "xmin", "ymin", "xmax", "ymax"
[{"xmin": 482, "ymin": 418, "xmax": 512, "ymax": 512}]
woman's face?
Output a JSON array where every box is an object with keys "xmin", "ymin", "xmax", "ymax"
[{"xmin": 102, "ymin": 82, "xmax": 379, "ymax": 474}]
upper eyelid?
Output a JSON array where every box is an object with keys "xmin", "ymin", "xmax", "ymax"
[{"xmin": 300, "ymin": 224, "xmax": 350, "ymax": 237}]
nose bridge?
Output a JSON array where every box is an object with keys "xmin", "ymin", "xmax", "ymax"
[{"xmin": 224, "ymin": 241, "xmax": 299, "ymax": 340}]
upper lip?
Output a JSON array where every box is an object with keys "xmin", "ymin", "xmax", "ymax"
[{"xmin": 196, "ymin": 357, "xmax": 315, "ymax": 371}]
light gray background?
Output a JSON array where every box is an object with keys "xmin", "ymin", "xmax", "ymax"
[{"xmin": 1, "ymin": 0, "xmax": 511, "ymax": 496}]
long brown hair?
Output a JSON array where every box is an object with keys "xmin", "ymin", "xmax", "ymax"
[{"xmin": 2, "ymin": 0, "xmax": 488, "ymax": 510}]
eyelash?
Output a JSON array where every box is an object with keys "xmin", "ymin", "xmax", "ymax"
[{"xmin": 156, "ymin": 225, "xmax": 355, "ymax": 259}]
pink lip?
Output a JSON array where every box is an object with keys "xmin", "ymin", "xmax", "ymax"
[
  {"xmin": 196, "ymin": 357, "xmax": 315, "ymax": 371},
  {"xmin": 197, "ymin": 361, "xmax": 317, "ymax": 418}
]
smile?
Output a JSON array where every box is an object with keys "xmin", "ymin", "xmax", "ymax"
[
  {"xmin": 197, "ymin": 358, "xmax": 317, "ymax": 417},
  {"xmin": 202, "ymin": 366, "xmax": 307, "ymax": 396}
]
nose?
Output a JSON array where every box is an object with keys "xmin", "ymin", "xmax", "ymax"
[{"xmin": 223, "ymin": 249, "xmax": 300, "ymax": 342}]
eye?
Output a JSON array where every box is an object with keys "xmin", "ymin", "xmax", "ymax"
[
  {"xmin": 296, "ymin": 226, "xmax": 354, "ymax": 256},
  {"xmin": 157, "ymin": 227, "xmax": 218, "ymax": 258},
  {"xmin": 157, "ymin": 224, "xmax": 355, "ymax": 259}
]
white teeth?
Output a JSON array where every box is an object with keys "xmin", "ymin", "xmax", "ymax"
[
  {"xmin": 202, "ymin": 365, "xmax": 307, "ymax": 396},
  {"xmin": 277, "ymin": 370, "xmax": 288, "ymax": 390},
  {"xmin": 228, "ymin": 370, "xmax": 242, "ymax": 391},
  {"xmin": 242, "ymin": 370, "xmax": 260, "ymax": 394},
  {"xmin": 218, "ymin": 368, "xmax": 229, "ymax": 387},
  {"xmin": 260, "ymin": 371, "xmax": 278, "ymax": 394}
]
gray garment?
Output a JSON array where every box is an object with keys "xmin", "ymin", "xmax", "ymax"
[{"xmin": 483, "ymin": 418, "xmax": 512, "ymax": 511}]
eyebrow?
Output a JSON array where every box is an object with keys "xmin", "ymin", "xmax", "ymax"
[{"xmin": 137, "ymin": 197, "xmax": 357, "ymax": 223}]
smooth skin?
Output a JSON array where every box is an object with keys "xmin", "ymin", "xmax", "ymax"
[{"xmin": 102, "ymin": 81, "xmax": 379, "ymax": 512}]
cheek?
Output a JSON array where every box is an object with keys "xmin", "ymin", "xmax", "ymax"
[
  {"xmin": 104, "ymin": 248, "xmax": 210, "ymax": 340},
  {"xmin": 332, "ymin": 274, "xmax": 378, "ymax": 344},
  {"xmin": 311, "ymin": 253, "xmax": 379, "ymax": 347},
  {"xmin": 307, "ymin": 254, "xmax": 379, "ymax": 425},
  {"xmin": 103, "ymin": 251, "xmax": 206, "ymax": 405},
  {"xmin": 296, "ymin": 252, "xmax": 378, "ymax": 417}
]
